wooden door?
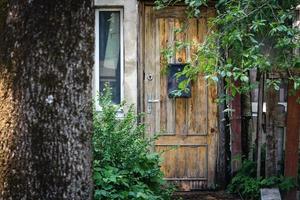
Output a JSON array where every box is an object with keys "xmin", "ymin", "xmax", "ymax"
[{"xmin": 142, "ymin": 5, "xmax": 217, "ymax": 191}]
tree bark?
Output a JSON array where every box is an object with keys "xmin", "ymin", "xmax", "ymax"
[{"xmin": 0, "ymin": 1, "xmax": 94, "ymax": 199}]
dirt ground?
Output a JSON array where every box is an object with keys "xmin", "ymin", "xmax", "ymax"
[{"xmin": 172, "ymin": 191, "xmax": 241, "ymax": 200}]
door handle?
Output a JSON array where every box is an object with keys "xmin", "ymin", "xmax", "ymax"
[
  {"xmin": 148, "ymin": 99, "xmax": 160, "ymax": 103},
  {"xmin": 147, "ymin": 95, "xmax": 160, "ymax": 114}
]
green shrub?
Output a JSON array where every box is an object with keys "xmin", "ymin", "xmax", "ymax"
[
  {"xmin": 93, "ymin": 87, "xmax": 174, "ymax": 200},
  {"xmin": 227, "ymin": 160, "xmax": 296, "ymax": 200}
]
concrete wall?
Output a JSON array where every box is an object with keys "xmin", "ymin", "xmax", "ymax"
[{"xmin": 94, "ymin": 0, "xmax": 138, "ymax": 107}]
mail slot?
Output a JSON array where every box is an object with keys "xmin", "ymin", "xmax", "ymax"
[{"xmin": 167, "ymin": 63, "xmax": 191, "ymax": 98}]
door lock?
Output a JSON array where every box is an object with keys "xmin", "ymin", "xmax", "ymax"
[{"xmin": 147, "ymin": 95, "xmax": 160, "ymax": 114}]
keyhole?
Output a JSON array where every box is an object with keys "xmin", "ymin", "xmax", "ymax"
[{"xmin": 147, "ymin": 74, "xmax": 153, "ymax": 81}]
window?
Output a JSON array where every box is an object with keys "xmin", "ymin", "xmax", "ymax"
[{"xmin": 95, "ymin": 9, "xmax": 123, "ymax": 104}]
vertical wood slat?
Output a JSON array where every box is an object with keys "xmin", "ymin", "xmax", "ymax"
[
  {"xmin": 186, "ymin": 18, "xmax": 197, "ymax": 135},
  {"xmin": 154, "ymin": 17, "xmax": 161, "ymax": 133},
  {"xmin": 174, "ymin": 19, "xmax": 187, "ymax": 135},
  {"xmin": 206, "ymin": 7, "xmax": 217, "ymax": 187},
  {"xmin": 284, "ymin": 81, "xmax": 300, "ymax": 200},
  {"xmin": 166, "ymin": 18, "xmax": 176, "ymax": 134},
  {"xmin": 231, "ymin": 81, "xmax": 242, "ymax": 174},
  {"xmin": 156, "ymin": 146, "xmax": 177, "ymax": 178},
  {"xmin": 196, "ymin": 17, "xmax": 209, "ymax": 135},
  {"xmin": 207, "ymin": 81, "xmax": 218, "ymax": 187},
  {"xmin": 159, "ymin": 19, "xmax": 167, "ymax": 133},
  {"xmin": 144, "ymin": 6, "xmax": 156, "ymax": 137},
  {"xmin": 137, "ymin": 2, "xmax": 143, "ymax": 116},
  {"xmin": 177, "ymin": 147, "xmax": 187, "ymax": 177},
  {"xmin": 284, "ymin": 6, "xmax": 300, "ymax": 199},
  {"xmin": 265, "ymin": 87, "xmax": 279, "ymax": 177}
]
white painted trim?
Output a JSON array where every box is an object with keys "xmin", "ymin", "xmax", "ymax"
[
  {"xmin": 94, "ymin": 8, "xmax": 124, "ymax": 110},
  {"xmin": 94, "ymin": 0, "xmax": 125, "ymax": 6},
  {"xmin": 94, "ymin": 9, "xmax": 99, "ymax": 109}
]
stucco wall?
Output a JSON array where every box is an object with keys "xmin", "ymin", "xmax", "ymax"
[{"xmin": 94, "ymin": 0, "xmax": 138, "ymax": 107}]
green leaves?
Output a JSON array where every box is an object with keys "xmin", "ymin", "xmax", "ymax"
[
  {"xmin": 266, "ymin": 79, "xmax": 281, "ymax": 90},
  {"xmin": 93, "ymin": 87, "xmax": 174, "ymax": 200},
  {"xmin": 156, "ymin": 0, "xmax": 300, "ymax": 101},
  {"xmin": 228, "ymin": 160, "xmax": 297, "ymax": 199},
  {"xmin": 250, "ymin": 19, "xmax": 267, "ymax": 32}
]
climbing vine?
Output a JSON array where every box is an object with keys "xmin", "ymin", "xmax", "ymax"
[{"xmin": 155, "ymin": 0, "xmax": 300, "ymax": 99}]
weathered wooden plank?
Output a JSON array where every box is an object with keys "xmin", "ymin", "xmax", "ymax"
[
  {"xmin": 154, "ymin": 17, "xmax": 161, "ymax": 133},
  {"xmin": 157, "ymin": 145, "xmax": 208, "ymax": 179},
  {"xmin": 177, "ymin": 147, "xmax": 187, "ymax": 178},
  {"xmin": 265, "ymin": 86, "xmax": 279, "ymax": 177},
  {"xmin": 159, "ymin": 18, "xmax": 168, "ymax": 133},
  {"xmin": 231, "ymin": 81, "xmax": 242, "ymax": 174},
  {"xmin": 183, "ymin": 146, "xmax": 207, "ymax": 178},
  {"xmin": 174, "ymin": 19, "xmax": 187, "ymax": 135},
  {"xmin": 166, "ymin": 18, "xmax": 176, "ymax": 134},
  {"xmin": 284, "ymin": 4, "xmax": 300, "ymax": 200},
  {"xmin": 143, "ymin": 5, "xmax": 218, "ymax": 191},
  {"xmin": 144, "ymin": 6, "xmax": 156, "ymax": 137},
  {"xmin": 284, "ymin": 81, "xmax": 300, "ymax": 200},
  {"xmin": 137, "ymin": 1, "xmax": 145, "ymax": 117},
  {"xmin": 206, "ymin": 7, "xmax": 217, "ymax": 185},
  {"xmin": 195, "ymin": 76, "xmax": 207, "ymax": 135},
  {"xmin": 196, "ymin": 17, "xmax": 208, "ymax": 135},
  {"xmin": 155, "ymin": 135, "xmax": 207, "ymax": 145},
  {"xmin": 156, "ymin": 146, "xmax": 177, "ymax": 178},
  {"xmin": 186, "ymin": 147, "xmax": 199, "ymax": 177},
  {"xmin": 207, "ymin": 81, "xmax": 218, "ymax": 187},
  {"xmin": 186, "ymin": 18, "xmax": 198, "ymax": 135},
  {"xmin": 199, "ymin": 146, "xmax": 208, "ymax": 178}
]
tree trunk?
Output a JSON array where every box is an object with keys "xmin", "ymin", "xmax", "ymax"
[{"xmin": 0, "ymin": 1, "xmax": 94, "ymax": 199}]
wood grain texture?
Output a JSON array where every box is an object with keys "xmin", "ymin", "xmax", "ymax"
[
  {"xmin": 144, "ymin": 6, "xmax": 156, "ymax": 137},
  {"xmin": 166, "ymin": 18, "xmax": 176, "ymax": 134},
  {"xmin": 159, "ymin": 19, "xmax": 167, "ymax": 133},
  {"xmin": 156, "ymin": 145, "xmax": 207, "ymax": 179},
  {"xmin": 174, "ymin": 18, "xmax": 188, "ymax": 135},
  {"xmin": 284, "ymin": 81, "xmax": 300, "ymax": 200},
  {"xmin": 207, "ymin": 81, "xmax": 218, "ymax": 187},
  {"xmin": 265, "ymin": 86, "xmax": 280, "ymax": 177},
  {"xmin": 143, "ymin": 5, "xmax": 217, "ymax": 190}
]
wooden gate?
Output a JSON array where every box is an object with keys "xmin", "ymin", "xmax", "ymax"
[{"xmin": 141, "ymin": 5, "xmax": 218, "ymax": 190}]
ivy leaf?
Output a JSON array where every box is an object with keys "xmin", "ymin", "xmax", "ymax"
[{"xmin": 240, "ymin": 75, "xmax": 249, "ymax": 82}]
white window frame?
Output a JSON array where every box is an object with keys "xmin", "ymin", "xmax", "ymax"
[{"xmin": 94, "ymin": 8, "xmax": 124, "ymax": 110}]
